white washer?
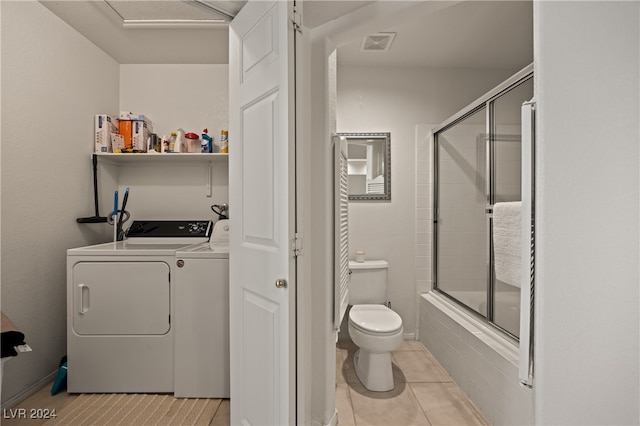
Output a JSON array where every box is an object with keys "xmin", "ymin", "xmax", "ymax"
[
  {"xmin": 174, "ymin": 219, "xmax": 229, "ymax": 398},
  {"xmin": 66, "ymin": 220, "xmax": 212, "ymax": 393}
]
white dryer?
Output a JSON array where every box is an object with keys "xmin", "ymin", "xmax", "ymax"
[{"xmin": 66, "ymin": 220, "xmax": 212, "ymax": 393}]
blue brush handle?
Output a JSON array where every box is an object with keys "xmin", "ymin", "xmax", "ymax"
[{"xmin": 114, "ymin": 190, "xmax": 119, "ymax": 216}]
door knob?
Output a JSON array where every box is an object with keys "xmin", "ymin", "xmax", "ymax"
[{"xmin": 275, "ymin": 278, "xmax": 287, "ymax": 289}]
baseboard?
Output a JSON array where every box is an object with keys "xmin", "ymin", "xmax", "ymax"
[
  {"xmin": 311, "ymin": 409, "xmax": 338, "ymax": 426},
  {"xmin": 403, "ymin": 332, "xmax": 416, "ymax": 341},
  {"xmin": 1, "ymin": 370, "xmax": 57, "ymax": 410},
  {"xmin": 327, "ymin": 409, "xmax": 338, "ymax": 426}
]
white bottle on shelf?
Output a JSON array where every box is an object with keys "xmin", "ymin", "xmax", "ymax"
[{"xmin": 174, "ymin": 128, "xmax": 186, "ymax": 153}]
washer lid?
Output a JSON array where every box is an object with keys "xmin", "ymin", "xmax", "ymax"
[
  {"xmin": 211, "ymin": 219, "xmax": 230, "ymax": 245},
  {"xmin": 349, "ymin": 305, "xmax": 402, "ymax": 333}
]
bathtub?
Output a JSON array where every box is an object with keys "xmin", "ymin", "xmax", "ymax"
[{"xmin": 418, "ymin": 291, "xmax": 533, "ymax": 425}]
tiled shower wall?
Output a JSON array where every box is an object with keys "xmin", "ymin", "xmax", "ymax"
[
  {"xmin": 414, "ymin": 124, "xmax": 533, "ymax": 424},
  {"xmin": 420, "ymin": 294, "xmax": 533, "ymax": 425},
  {"xmin": 414, "ymin": 124, "xmax": 435, "ymax": 329}
]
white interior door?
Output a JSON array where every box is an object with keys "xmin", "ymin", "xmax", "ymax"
[{"xmin": 229, "ymin": 1, "xmax": 296, "ymax": 424}]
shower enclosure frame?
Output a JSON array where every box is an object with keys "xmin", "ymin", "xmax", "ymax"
[{"xmin": 431, "ymin": 64, "xmax": 533, "ymax": 339}]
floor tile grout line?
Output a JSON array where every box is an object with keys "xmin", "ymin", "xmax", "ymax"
[
  {"xmin": 344, "ymin": 376, "xmax": 358, "ymax": 425},
  {"xmin": 207, "ymin": 399, "xmax": 223, "ymax": 426},
  {"xmin": 336, "ymin": 346, "xmax": 357, "ymax": 425},
  {"xmin": 407, "ymin": 382, "xmax": 434, "ymax": 426}
]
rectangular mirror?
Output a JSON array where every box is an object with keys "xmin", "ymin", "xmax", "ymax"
[{"xmin": 339, "ymin": 132, "xmax": 391, "ymax": 201}]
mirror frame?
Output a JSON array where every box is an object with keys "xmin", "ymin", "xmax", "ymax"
[{"xmin": 339, "ymin": 132, "xmax": 391, "ymax": 201}]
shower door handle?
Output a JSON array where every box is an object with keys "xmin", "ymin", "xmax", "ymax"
[{"xmin": 485, "ymin": 205, "xmax": 493, "ymax": 216}]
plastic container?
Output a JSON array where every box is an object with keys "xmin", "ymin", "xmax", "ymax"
[
  {"xmin": 118, "ymin": 120, "xmax": 133, "ymax": 149},
  {"xmin": 168, "ymin": 132, "xmax": 177, "ymax": 152},
  {"xmin": 201, "ymin": 129, "xmax": 213, "ymax": 153},
  {"xmin": 185, "ymin": 132, "xmax": 200, "ymax": 153},
  {"xmin": 220, "ymin": 130, "xmax": 228, "ymax": 154},
  {"xmin": 174, "ymin": 128, "xmax": 185, "ymax": 153}
]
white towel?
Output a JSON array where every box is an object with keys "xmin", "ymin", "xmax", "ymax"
[{"xmin": 493, "ymin": 201, "xmax": 521, "ymax": 287}]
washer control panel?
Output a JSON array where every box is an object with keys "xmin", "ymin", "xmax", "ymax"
[{"xmin": 127, "ymin": 220, "xmax": 213, "ymax": 238}]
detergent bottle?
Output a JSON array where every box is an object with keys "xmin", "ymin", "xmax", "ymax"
[
  {"xmin": 201, "ymin": 128, "xmax": 213, "ymax": 153},
  {"xmin": 174, "ymin": 128, "xmax": 185, "ymax": 153}
]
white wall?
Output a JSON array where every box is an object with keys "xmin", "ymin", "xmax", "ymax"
[
  {"xmin": 0, "ymin": 1, "xmax": 119, "ymax": 405},
  {"xmin": 118, "ymin": 65, "xmax": 229, "ymax": 222},
  {"xmin": 337, "ymin": 66, "xmax": 520, "ymax": 337},
  {"xmin": 120, "ymin": 65, "xmax": 229, "ymax": 152},
  {"xmin": 535, "ymin": 1, "xmax": 639, "ymax": 424},
  {"xmin": 306, "ymin": 36, "xmax": 340, "ymax": 426}
]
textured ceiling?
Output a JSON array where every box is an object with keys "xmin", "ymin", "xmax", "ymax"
[
  {"xmin": 337, "ymin": 1, "xmax": 533, "ymax": 69},
  {"xmin": 40, "ymin": 0, "xmax": 532, "ymax": 69}
]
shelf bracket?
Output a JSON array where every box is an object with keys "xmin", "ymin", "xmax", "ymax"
[{"xmin": 206, "ymin": 162, "xmax": 212, "ymax": 198}]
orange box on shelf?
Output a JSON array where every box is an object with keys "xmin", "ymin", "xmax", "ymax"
[{"xmin": 118, "ymin": 120, "xmax": 133, "ymax": 149}]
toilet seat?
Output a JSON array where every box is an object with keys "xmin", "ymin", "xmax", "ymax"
[{"xmin": 349, "ymin": 305, "xmax": 402, "ymax": 336}]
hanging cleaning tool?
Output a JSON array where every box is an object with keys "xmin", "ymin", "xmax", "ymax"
[
  {"xmin": 76, "ymin": 154, "xmax": 108, "ymax": 223},
  {"xmin": 211, "ymin": 203, "xmax": 229, "ymax": 220},
  {"xmin": 107, "ymin": 188, "xmax": 132, "ymax": 242},
  {"xmin": 113, "ymin": 190, "xmax": 118, "ymax": 244},
  {"xmin": 117, "ymin": 187, "xmax": 130, "ymax": 241}
]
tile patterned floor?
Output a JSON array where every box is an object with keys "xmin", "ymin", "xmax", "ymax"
[{"xmin": 336, "ymin": 339, "xmax": 490, "ymax": 426}]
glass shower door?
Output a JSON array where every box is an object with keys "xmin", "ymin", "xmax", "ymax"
[
  {"xmin": 434, "ymin": 106, "xmax": 489, "ymax": 316},
  {"xmin": 490, "ymin": 77, "xmax": 533, "ymax": 337},
  {"xmin": 433, "ymin": 69, "xmax": 533, "ymax": 339}
]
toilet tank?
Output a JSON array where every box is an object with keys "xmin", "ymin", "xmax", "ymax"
[{"xmin": 349, "ymin": 260, "xmax": 389, "ymax": 305}]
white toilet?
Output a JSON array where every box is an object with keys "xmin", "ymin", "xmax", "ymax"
[{"xmin": 348, "ymin": 260, "xmax": 403, "ymax": 392}]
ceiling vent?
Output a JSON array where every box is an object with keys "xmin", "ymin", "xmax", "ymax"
[{"xmin": 360, "ymin": 32, "xmax": 396, "ymax": 52}]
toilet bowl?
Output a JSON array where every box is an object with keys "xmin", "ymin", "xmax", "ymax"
[
  {"xmin": 346, "ymin": 259, "xmax": 404, "ymax": 392},
  {"xmin": 348, "ymin": 304, "xmax": 403, "ymax": 391}
]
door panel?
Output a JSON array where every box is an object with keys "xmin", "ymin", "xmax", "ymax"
[
  {"xmin": 241, "ymin": 290, "xmax": 279, "ymax": 423},
  {"xmin": 435, "ymin": 107, "xmax": 489, "ymax": 316},
  {"xmin": 491, "ymin": 77, "xmax": 533, "ymax": 337},
  {"xmin": 229, "ymin": 1, "xmax": 296, "ymax": 424},
  {"xmin": 72, "ymin": 261, "xmax": 170, "ymax": 335},
  {"xmin": 242, "ymin": 91, "xmax": 277, "ymax": 244}
]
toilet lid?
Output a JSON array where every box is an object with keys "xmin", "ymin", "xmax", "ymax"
[{"xmin": 349, "ymin": 305, "xmax": 402, "ymax": 334}]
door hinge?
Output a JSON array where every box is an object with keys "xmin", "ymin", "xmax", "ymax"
[
  {"xmin": 292, "ymin": 233, "xmax": 303, "ymax": 256},
  {"xmin": 291, "ymin": 10, "xmax": 302, "ymax": 33}
]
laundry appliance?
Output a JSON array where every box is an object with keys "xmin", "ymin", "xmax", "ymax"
[
  {"xmin": 174, "ymin": 219, "xmax": 229, "ymax": 397},
  {"xmin": 66, "ymin": 220, "xmax": 222, "ymax": 394}
]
